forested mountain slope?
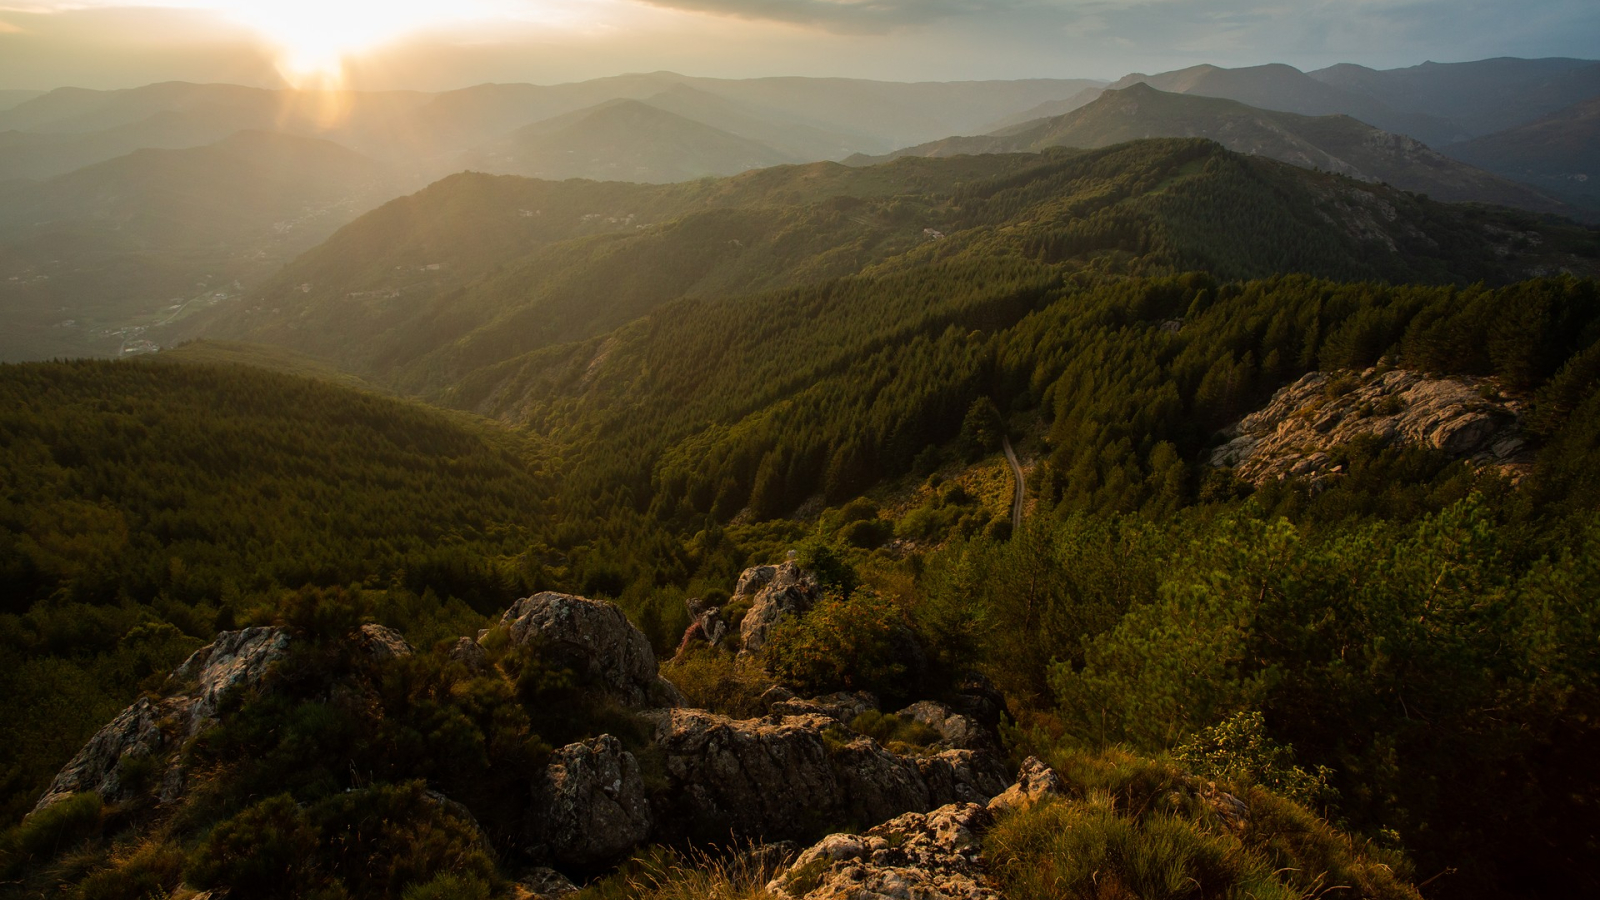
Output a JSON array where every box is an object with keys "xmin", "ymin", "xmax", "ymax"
[
  {"xmin": 0, "ymin": 358, "xmax": 551, "ymax": 825},
  {"xmin": 178, "ymin": 138, "xmax": 1600, "ymax": 394}
]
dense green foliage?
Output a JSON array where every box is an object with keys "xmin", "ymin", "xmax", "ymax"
[
  {"xmin": 5, "ymin": 142, "xmax": 1600, "ymax": 899},
  {"xmin": 0, "ymin": 359, "xmax": 550, "ymax": 825}
]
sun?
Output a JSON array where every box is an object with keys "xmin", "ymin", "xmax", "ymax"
[{"xmin": 209, "ymin": 0, "xmax": 492, "ymax": 87}]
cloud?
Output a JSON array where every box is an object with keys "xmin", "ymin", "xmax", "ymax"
[{"xmin": 633, "ymin": 0, "xmax": 1023, "ymax": 34}]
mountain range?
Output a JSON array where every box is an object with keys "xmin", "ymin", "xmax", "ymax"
[
  {"xmin": 872, "ymin": 83, "xmax": 1573, "ymax": 215},
  {"xmin": 1, "ymin": 56, "xmax": 1597, "ymax": 364}
]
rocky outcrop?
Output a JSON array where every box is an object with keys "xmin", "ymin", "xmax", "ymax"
[
  {"xmin": 1210, "ymin": 368, "xmax": 1529, "ymax": 487},
  {"xmin": 501, "ymin": 592, "xmax": 683, "ymax": 708},
  {"xmin": 532, "ymin": 735, "xmax": 652, "ymax": 866},
  {"xmin": 447, "ymin": 636, "xmax": 492, "ymax": 675},
  {"xmin": 734, "ymin": 562, "xmax": 820, "ymax": 656},
  {"xmin": 514, "ymin": 868, "xmax": 579, "ymax": 899},
  {"xmin": 34, "ymin": 626, "xmax": 293, "ymax": 812},
  {"xmin": 354, "ymin": 622, "xmax": 414, "ymax": 661},
  {"xmin": 771, "ymin": 691, "xmax": 880, "ymax": 724},
  {"xmin": 896, "ymin": 701, "xmax": 996, "ymax": 753},
  {"xmin": 768, "ymin": 803, "xmax": 1000, "ymax": 900},
  {"xmin": 984, "ymin": 756, "xmax": 1066, "ymax": 815},
  {"xmin": 642, "ymin": 707, "xmax": 1009, "ymax": 844},
  {"xmin": 768, "ymin": 758, "xmax": 1078, "ymax": 900}
]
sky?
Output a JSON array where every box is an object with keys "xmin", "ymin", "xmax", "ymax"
[{"xmin": 0, "ymin": 0, "xmax": 1597, "ymax": 91}]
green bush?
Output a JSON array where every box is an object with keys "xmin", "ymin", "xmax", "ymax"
[
  {"xmin": 1172, "ymin": 711, "xmax": 1336, "ymax": 810},
  {"xmin": 661, "ymin": 647, "xmax": 772, "ymax": 718},
  {"xmin": 0, "ymin": 792, "xmax": 103, "ymax": 876},
  {"xmin": 848, "ymin": 711, "xmax": 941, "ymax": 753},
  {"xmin": 186, "ymin": 783, "xmax": 497, "ymax": 900},
  {"xmin": 763, "ymin": 590, "xmax": 919, "ymax": 702}
]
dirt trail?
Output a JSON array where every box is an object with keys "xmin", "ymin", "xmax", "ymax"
[{"xmin": 1002, "ymin": 436, "xmax": 1025, "ymax": 529}]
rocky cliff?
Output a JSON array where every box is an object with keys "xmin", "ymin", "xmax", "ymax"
[{"xmin": 1210, "ymin": 367, "xmax": 1531, "ymax": 487}]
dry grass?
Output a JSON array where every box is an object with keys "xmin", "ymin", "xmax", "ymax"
[{"xmin": 574, "ymin": 845, "xmax": 790, "ymax": 900}]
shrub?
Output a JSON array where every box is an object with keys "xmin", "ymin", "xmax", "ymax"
[
  {"xmin": 0, "ymin": 792, "xmax": 103, "ymax": 877},
  {"xmin": 837, "ymin": 518, "xmax": 892, "ymax": 550},
  {"xmin": 186, "ymin": 783, "xmax": 498, "ymax": 900},
  {"xmin": 848, "ymin": 710, "xmax": 941, "ymax": 753},
  {"xmin": 990, "ymin": 745, "xmax": 1419, "ymax": 900},
  {"xmin": 77, "ymin": 842, "xmax": 186, "ymax": 900},
  {"xmin": 763, "ymin": 589, "xmax": 919, "ymax": 702},
  {"xmin": 661, "ymin": 647, "xmax": 771, "ymax": 718},
  {"xmin": 1172, "ymin": 711, "xmax": 1336, "ymax": 809},
  {"xmin": 989, "ymin": 793, "xmax": 1299, "ymax": 900}
]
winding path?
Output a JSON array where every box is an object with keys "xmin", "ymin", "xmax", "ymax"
[{"xmin": 1002, "ymin": 436, "xmax": 1025, "ymax": 529}]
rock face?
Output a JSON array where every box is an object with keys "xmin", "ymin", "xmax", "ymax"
[
  {"xmin": 734, "ymin": 562, "xmax": 820, "ymax": 656},
  {"xmin": 771, "ymin": 691, "xmax": 881, "ymax": 724},
  {"xmin": 354, "ymin": 622, "xmax": 415, "ymax": 661},
  {"xmin": 34, "ymin": 626, "xmax": 293, "ymax": 812},
  {"xmin": 897, "ymin": 701, "xmax": 997, "ymax": 753},
  {"xmin": 1210, "ymin": 368, "xmax": 1527, "ymax": 487},
  {"xmin": 984, "ymin": 756, "xmax": 1066, "ymax": 815},
  {"xmin": 501, "ymin": 592, "xmax": 683, "ymax": 708},
  {"xmin": 447, "ymin": 636, "xmax": 492, "ymax": 675},
  {"xmin": 532, "ymin": 735, "xmax": 652, "ymax": 866},
  {"xmin": 642, "ymin": 707, "xmax": 1009, "ymax": 844},
  {"xmin": 768, "ymin": 803, "xmax": 1000, "ymax": 900}
]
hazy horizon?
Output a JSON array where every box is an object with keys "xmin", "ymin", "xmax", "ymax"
[{"xmin": 2, "ymin": 0, "xmax": 1597, "ymax": 92}]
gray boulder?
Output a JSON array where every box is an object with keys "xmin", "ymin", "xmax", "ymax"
[
  {"xmin": 501, "ymin": 592, "xmax": 683, "ymax": 708},
  {"xmin": 642, "ymin": 707, "xmax": 1010, "ymax": 844},
  {"xmin": 447, "ymin": 636, "xmax": 492, "ymax": 676},
  {"xmin": 1209, "ymin": 368, "xmax": 1527, "ymax": 487},
  {"xmin": 767, "ymin": 802, "xmax": 1000, "ymax": 900},
  {"xmin": 532, "ymin": 734, "xmax": 652, "ymax": 866},
  {"xmin": 897, "ymin": 700, "xmax": 997, "ymax": 753},
  {"xmin": 34, "ymin": 626, "xmax": 292, "ymax": 812},
  {"xmin": 771, "ymin": 691, "xmax": 880, "ymax": 725},
  {"xmin": 352, "ymin": 623, "xmax": 414, "ymax": 661},
  {"xmin": 985, "ymin": 756, "xmax": 1067, "ymax": 815},
  {"xmin": 734, "ymin": 563, "xmax": 820, "ymax": 656}
]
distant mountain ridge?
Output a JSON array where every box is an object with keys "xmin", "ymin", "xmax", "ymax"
[
  {"xmin": 869, "ymin": 84, "xmax": 1576, "ymax": 217},
  {"xmin": 1445, "ymin": 96, "xmax": 1600, "ymax": 209},
  {"xmin": 1310, "ymin": 57, "xmax": 1600, "ymax": 137},
  {"xmin": 458, "ymin": 99, "xmax": 797, "ymax": 183}
]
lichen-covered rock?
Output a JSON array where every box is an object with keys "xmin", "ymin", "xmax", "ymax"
[
  {"xmin": 734, "ymin": 562, "xmax": 819, "ymax": 656},
  {"xmin": 514, "ymin": 867, "xmax": 579, "ymax": 899},
  {"xmin": 169, "ymin": 627, "xmax": 293, "ymax": 736},
  {"xmin": 448, "ymin": 636, "xmax": 492, "ymax": 675},
  {"xmin": 985, "ymin": 756, "xmax": 1066, "ymax": 816},
  {"xmin": 896, "ymin": 701, "xmax": 996, "ymax": 753},
  {"xmin": 532, "ymin": 735, "xmax": 652, "ymax": 866},
  {"xmin": 501, "ymin": 592, "xmax": 683, "ymax": 708},
  {"xmin": 642, "ymin": 707, "xmax": 1009, "ymax": 845},
  {"xmin": 644, "ymin": 707, "xmax": 843, "ymax": 841},
  {"xmin": 1209, "ymin": 368, "xmax": 1528, "ymax": 487},
  {"xmin": 919, "ymin": 751, "xmax": 1012, "ymax": 808},
  {"xmin": 34, "ymin": 626, "xmax": 291, "ymax": 813},
  {"xmin": 768, "ymin": 803, "xmax": 1000, "ymax": 900},
  {"xmin": 772, "ymin": 691, "xmax": 880, "ymax": 725},
  {"xmin": 353, "ymin": 623, "xmax": 414, "ymax": 661}
]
